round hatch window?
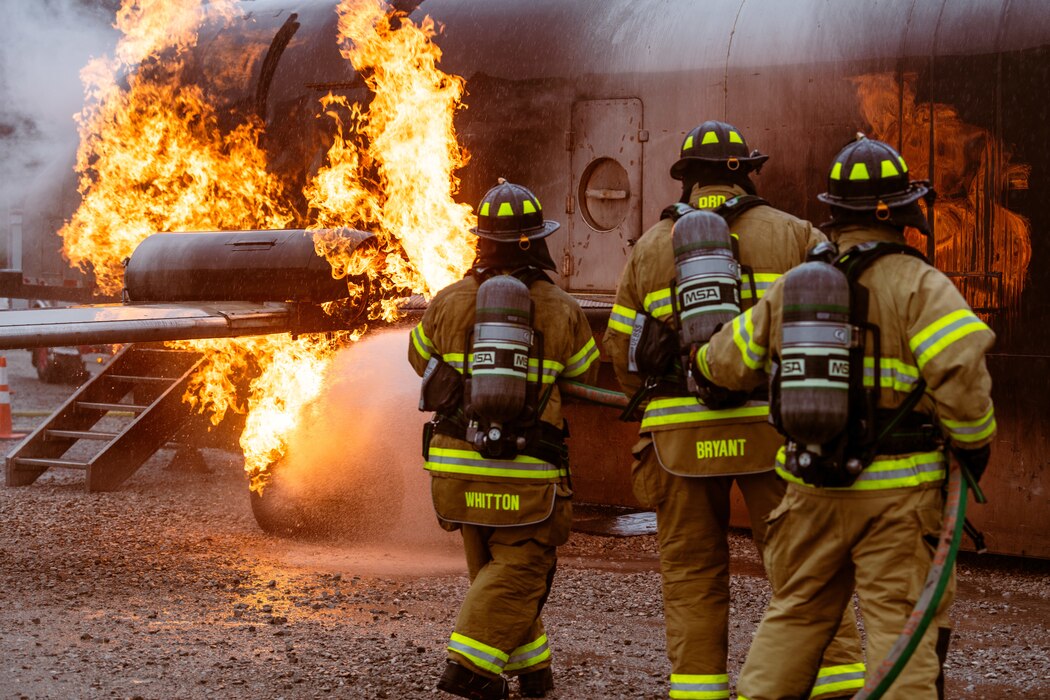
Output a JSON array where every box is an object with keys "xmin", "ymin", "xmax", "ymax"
[{"xmin": 578, "ymin": 157, "xmax": 630, "ymax": 232}]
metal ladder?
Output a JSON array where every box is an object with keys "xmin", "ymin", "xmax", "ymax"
[{"xmin": 5, "ymin": 344, "xmax": 206, "ymax": 491}]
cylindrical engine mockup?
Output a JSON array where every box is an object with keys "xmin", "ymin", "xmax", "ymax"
[
  {"xmin": 123, "ymin": 228, "xmax": 373, "ymax": 303},
  {"xmin": 469, "ymin": 275, "xmax": 533, "ymax": 423},
  {"xmin": 672, "ymin": 210, "xmax": 741, "ymax": 346},
  {"xmin": 779, "ymin": 262, "xmax": 853, "ymax": 445}
]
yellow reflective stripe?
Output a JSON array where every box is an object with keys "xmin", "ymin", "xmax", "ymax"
[
  {"xmin": 909, "ymin": 309, "xmax": 989, "ymax": 370},
  {"xmin": 775, "ymin": 448, "xmax": 946, "ymax": 490},
  {"xmin": 830, "ymin": 162, "xmax": 843, "ymax": 180},
  {"xmin": 899, "ymin": 155, "xmax": 908, "ymax": 173},
  {"xmin": 728, "ymin": 130, "xmax": 743, "ymax": 144},
  {"xmin": 701, "ymin": 131, "xmax": 719, "ymax": 145},
  {"xmin": 527, "ymin": 357, "xmax": 564, "ymax": 384},
  {"xmin": 809, "ymin": 663, "xmax": 866, "ymax": 699},
  {"xmin": 669, "ymin": 673, "xmax": 730, "ymax": 699},
  {"xmin": 644, "ymin": 287, "xmax": 674, "ymax": 319},
  {"xmin": 942, "ymin": 405, "xmax": 996, "ymax": 443},
  {"xmin": 521, "ymin": 199, "xmax": 537, "ymax": 214},
  {"xmin": 497, "ymin": 202, "xmax": 514, "ymax": 216},
  {"xmin": 862, "ymin": 356, "xmax": 920, "ymax": 392},
  {"xmin": 609, "ymin": 304, "xmax": 637, "ymax": 334},
  {"xmin": 683, "ymin": 134, "xmax": 695, "ymax": 150},
  {"xmin": 731, "ymin": 308, "xmax": 766, "ymax": 370},
  {"xmin": 849, "ymin": 162, "xmax": 870, "ymax": 180},
  {"xmin": 641, "ymin": 397, "xmax": 768, "ymax": 430},
  {"xmin": 740, "ymin": 272, "xmax": 781, "ymax": 300},
  {"xmin": 448, "ymin": 632, "xmax": 507, "ymax": 675},
  {"xmin": 411, "ymin": 322, "xmax": 436, "ymax": 360},
  {"xmin": 504, "ymin": 634, "xmax": 550, "ymax": 671},
  {"xmin": 563, "ymin": 337, "xmax": 599, "ymax": 377},
  {"xmin": 426, "ymin": 447, "xmax": 566, "ymax": 479},
  {"xmin": 696, "ymin": 343, "xmax": 714, "ymax": 382},
  {"xmin": 480, "ymin": 202, "xmax": 490, "ymax": 217},
  {"xmin": 442, "ymin": 353, "xmax": 465, "ymax": 373}
]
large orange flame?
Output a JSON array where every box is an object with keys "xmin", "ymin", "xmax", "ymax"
[
  {"xmin": 60, "ymin": 0, "xmax": 475, "ymax": 492},
  {"xmin": 853, "ymin": 73, "xmax": 1031, "ymax": 316}
]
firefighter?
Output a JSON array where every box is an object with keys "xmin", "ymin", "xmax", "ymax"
[
  {"xmin": 408, "ymin": 180, "xmax": 599, "ymax": 700},
  {"xmin": 694, "ymin": 136, "xmax": 996, "ymax": 699},
  {"xmin": 603, "ymin": 120, "xmax": 864, "ymax": 700}
]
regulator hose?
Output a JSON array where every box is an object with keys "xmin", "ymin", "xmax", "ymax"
[
  {"xmin": 557, "ymin": 380, "xmax": 629, "ymax": 409},
  {"xmin": 852, "ymin": 464, "xmax": 970, "ymax": 699}
]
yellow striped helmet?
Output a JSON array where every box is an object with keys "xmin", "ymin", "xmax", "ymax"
[
  {"xmin": 818, "ymin": 135, "xmax": 930, "ymax": 212},
  {"xmin": 470, "ymin": 180, "xmax": 560, "ymax": 242},
  {"xmin": 670, "ymin": 120, "xmax": 769, "ymax": 180}
]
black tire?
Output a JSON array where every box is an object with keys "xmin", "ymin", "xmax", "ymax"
[{"xmin": 32, "ymin": 348, "xmax": 62, "ymax": 384}]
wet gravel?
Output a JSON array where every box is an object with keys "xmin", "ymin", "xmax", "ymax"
[{"xmin": 0, "ymin": 349, "xmax": 1047, "ymax": 699}]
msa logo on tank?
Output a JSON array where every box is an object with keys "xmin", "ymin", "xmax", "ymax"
[
  {"xmin": 781, "ymin": 356, "xmax": 850, "ymax": 378},
  {"xmin": 464, "ymin": 491, "xmax": 521, "ymax": 511}
]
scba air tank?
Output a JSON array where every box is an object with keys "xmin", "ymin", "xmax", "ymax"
[
  {"xmin": 779, "ymin": 262, "xmax": 853, "ymax": 445},
  {"xmin": 673, "ymin": 210, "xmax": 741, "ymax": 345},
  {"xmin": 470, "ymin": 275, "xmax": 533, "ymax": 423}
]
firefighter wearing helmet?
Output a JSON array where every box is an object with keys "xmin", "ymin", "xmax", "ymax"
[
  {"xmin": 696, "ymin": 136, "xmax": 996, "ymax": 699},
  {"xmin": 603, "ymin": 120, "xmax": 864, "ymax": 700},
  {"xmin": 408, "ymin": 180, "xmax": 599, "ymax": 700}
]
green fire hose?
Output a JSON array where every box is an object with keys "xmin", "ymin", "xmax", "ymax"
[
  {"xmin": 557, "ymin": 380, "xmax": 987, "ymax": 699},
  {"xmin": 853, "ymin": 463, "xmax": 986, "ymax": 699}
]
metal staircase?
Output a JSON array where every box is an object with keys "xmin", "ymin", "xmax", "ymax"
[{"xmin": 6, "ymin": 343, "xmax": 206, "ymax": 491}]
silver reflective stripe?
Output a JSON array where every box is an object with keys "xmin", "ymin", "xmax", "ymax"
[
  {"xmin": 783, "ymin": 322, "xmax": 852, "ymax": 348},
  {"xmin": 475, "ymin": 322, "xmax": 532, "ymax": 345},
  {"xmin": 678, "ymin": 255, "xmax": 738, "ymax": 278},
  {"xmin": 428, "ymin": 453, "xmax": 557, "ymax": 474},
  {"xmin": 855, "ymin": 458, "xmax": 944, "ymax": 484},
  {"xmin": 448, "ymin": 639, "xmax": 506, "ymax": 670},
  {"xmin": 815, "ymin": 669, "xmax": 866, "ymax": 687}
]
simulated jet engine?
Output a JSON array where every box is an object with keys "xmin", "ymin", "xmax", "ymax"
[{"xmin": 0, "ymin": 228, "xmax": 375, "ymax": 350}]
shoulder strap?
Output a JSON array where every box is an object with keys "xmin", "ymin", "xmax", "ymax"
[
  {"xmin": 659, "ymin": 194, "xmax": 769, "ymax": 225},
  {"xmin": 832, "ymin": 241, "xmax": 931, "ymax": 463},
  {"xmin": 833, "ymin": 241, "xmax": 928, "ymax": 282},
  {"xmin": 712, "ymin": 194, "xmax": 768, "ymax": 225}
]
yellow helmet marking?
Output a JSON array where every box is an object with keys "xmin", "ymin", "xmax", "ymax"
[
  {"xmin": 830, "ymin": 162, "xmax": 843, "ymax": 180},
  {"xmin": 497, "ymin": 202, "xmax": 515, "ymax": 217},
  {"xmin": 849, "ymin": 163, "xmax": 871, "ymax": 180},
  {"xmin": 480, "ymin": 202, "xmax": 490, "ymax": 216},
  {"xmin": 898, "ymin": 155, "xmax": 908, "ymax": 173},
  {"xmin": 880, "ymin": 159, "xmax": 900, "ymax": 178},
  {"xmin": 728, "ymin": 131, "xmax": 744, "ymax": 144},
  {"xmin": 683, "ymin": 135, "xmax": 695, "ymax": 150},
  {"xmin": 701, "ymin": 131, "xmax": 720, "ymax": 145},
  {"xmin": 522, "ymin": 200, "xmax": 537, "ymax": 214}
]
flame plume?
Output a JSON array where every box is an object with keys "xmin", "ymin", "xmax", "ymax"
[
  {"xmin": 60, "ymin": 0, "xmax": 474, "ymax": 493},
  {"xmin": 308, "ymin": 0, "xmax": 476, "ymax": 299},
  {"xmin": 853, "ymin": 73, "xmax": 1032, "ymax": 316}
]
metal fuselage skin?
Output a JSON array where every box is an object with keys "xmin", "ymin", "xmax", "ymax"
[{"xmin": 18, "ymin": 0, "xmax": 1050, "ymax": 556}]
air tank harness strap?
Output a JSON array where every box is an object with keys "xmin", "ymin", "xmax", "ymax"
[
  {"xmin": 430, "ymin": 417, "xmax": 570, "ymax": 468},
  {"xmin": 659, "ymin": 194, "xmax": 768, "ymax": 225}
]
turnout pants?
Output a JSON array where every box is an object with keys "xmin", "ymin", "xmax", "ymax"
[
  {"xmin": 446, "ymin": 493, "xmax": 572, "ymax": 679},
  {"xmin": 632, "ymin": 447, "xmax": 864, "ymax": 699},
  {"xmin": 736, "ymin": 483, "xmax": 951, "ymax": 700}
]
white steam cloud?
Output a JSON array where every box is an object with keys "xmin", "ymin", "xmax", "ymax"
[{"xmin": 0, "ymin": 0, "xmax": 117, "ymax": 218}]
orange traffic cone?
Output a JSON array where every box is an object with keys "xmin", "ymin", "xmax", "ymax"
[{"xmin": 0, "ymin": 355, "xmax": 26, "ymax": 439}]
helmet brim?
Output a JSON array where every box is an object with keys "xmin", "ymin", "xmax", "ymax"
[
  {"xmin": 817, "ymin": 181, "xmax": 929, "ymax": 211},
  {"xmin": 669, "ymin": 153, "xmax": 770, "ymax": 180},
  {"xmin": 470, "ymin": 219, "xmax": 560, "ymax": 241}
]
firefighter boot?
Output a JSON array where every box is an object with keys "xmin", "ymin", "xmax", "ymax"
[
  {"xmin": 517, "ymin": 666, "xmax": 555, "ymax": 697},
  {"xmin": 437, "ymin": 660, "xmax": 509, "ymax": 700}
]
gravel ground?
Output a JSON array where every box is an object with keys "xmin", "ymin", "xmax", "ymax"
[{"xmin": 0, "ymin": 347, "xmax": 1048, "ymax": 699}]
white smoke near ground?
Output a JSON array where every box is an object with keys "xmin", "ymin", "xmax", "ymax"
[
  {"xmin": 267, "ymin": 327, "xmax": 462, "ymax": 567},
  {"xmin": 0, "ymin": 1, "xmax": 118, "ymax": 215}
]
